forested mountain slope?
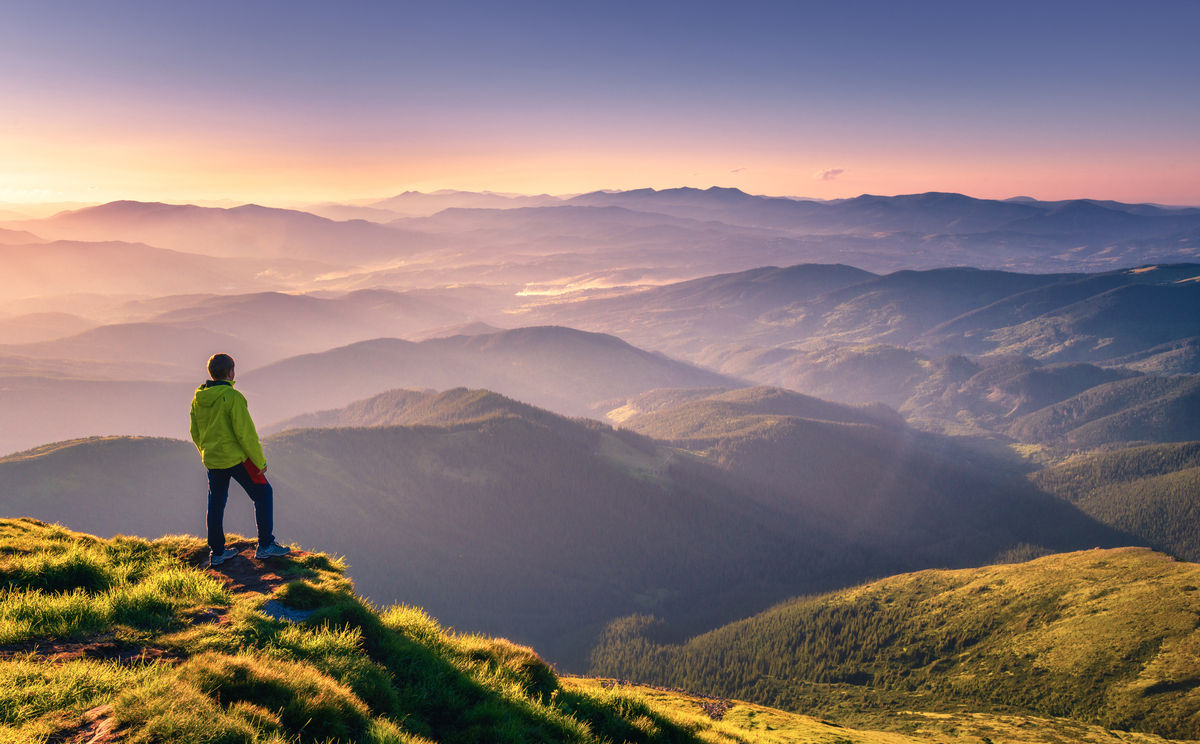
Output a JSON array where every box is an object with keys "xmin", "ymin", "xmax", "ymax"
[
  {"xmin": 1033, "ymin": 442, "xmax": 1200, "ymax": 561},
  {"xmin": 1007, "ymin": 375, "xmax": 1200, "ymax": 447},
  {"xmin": 590, "ymin": 548, "xmax": 1200, "ymax": 740}
]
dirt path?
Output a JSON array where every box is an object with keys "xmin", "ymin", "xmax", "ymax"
[
  {"xmin": 0, "ymin": 637, "xmax": 183, "ymax": 664},
  {"xmin": 201, "ymin": 539, "xmax": 308, "ymax": 595},
  {"xmin": 45, "ymin": 704, "xmax": 117, "ymax": 744}
]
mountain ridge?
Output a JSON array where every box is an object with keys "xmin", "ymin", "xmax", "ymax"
[
  {"xmin": 0, "ymin": 385, "xmax": 1132, "ymax": 667},
  {"xmin": 240, "ymin": 325, "xmax": 741, "ymax": 424},
  {"xmin": 9, "ymin": 200, "xmax": 437, "ymax": 263}
]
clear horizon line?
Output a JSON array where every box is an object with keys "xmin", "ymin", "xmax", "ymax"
[{"xmin": 3, "ymin": 187, "xmax": 1200, "ymax": 215}]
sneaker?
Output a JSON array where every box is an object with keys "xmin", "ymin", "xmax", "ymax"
[
  {"xmin": 209, "ymin": 548, "xmax": 238, "ymax": 567},
  {"xmin": 256, "ymin": 541, "xmax": 291, "ymax": 560}
]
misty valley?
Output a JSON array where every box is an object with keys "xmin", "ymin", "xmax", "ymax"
[{"xmin": 4, "ymin": 188, "xmax": 1200, "ymax": 743}]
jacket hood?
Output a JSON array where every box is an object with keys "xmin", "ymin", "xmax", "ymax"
[{"xmin": 193, "ymin": 380, "xmax": 235, "ymax": 408}]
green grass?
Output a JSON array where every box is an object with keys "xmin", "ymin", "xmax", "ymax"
[
  {"xmin": 563, "ymin": 677, "xmax": 1191, "ymax": 744},
  {"xmin": 589, "ymin": 547, "xmax": 1200, "ymax": 741},
  {"xmin": 0, "ymin": 520, "xmax": 229, "ymax": 644},
  {"xmin": 0, "ymin": 655, "xmax": 156, "ymax": 723},
  {"xmin": 0, "ymin": 518, "xmax": 228, "ymax": 643}
]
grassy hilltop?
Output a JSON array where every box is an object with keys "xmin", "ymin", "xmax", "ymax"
[
  {"xmin": 0, "ymin": 517, "xmax": 725, "ymax": 744},
  {"xmin": 590, "ymin": 547, "xmax": 1200, "ymax": 740}
]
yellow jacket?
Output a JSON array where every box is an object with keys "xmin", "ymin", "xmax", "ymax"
[{"xmin": 189, "ymin": 380, "xmax": 267, "ymax": 470}]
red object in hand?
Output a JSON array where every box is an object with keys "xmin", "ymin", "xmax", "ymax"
[{"xmin": 243, "ymin": 458, "xmax": 268, "ymax": 484}]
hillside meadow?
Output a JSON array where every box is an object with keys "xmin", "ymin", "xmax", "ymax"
[
  {"xmin": 561, "ymin": 678, "xmax": 1193, "ymax": 744},
  {"xmin": 590, "ymin": 547, "xmax": 1200, "ymax": 740}
]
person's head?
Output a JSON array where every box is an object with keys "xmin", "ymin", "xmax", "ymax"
[{"xmin": 207, "ymin": 353, "xmax": 235, "ymax": 381}]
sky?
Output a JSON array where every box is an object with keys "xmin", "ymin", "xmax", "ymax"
[{"xmin": 1, "ymin": 0, "xmax": 1197, "ymax": 206}]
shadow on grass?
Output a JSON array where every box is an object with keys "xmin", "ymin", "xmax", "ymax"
[{"xmin": 225, "ymin": 579, "xmax": 703, "ymax": 743}]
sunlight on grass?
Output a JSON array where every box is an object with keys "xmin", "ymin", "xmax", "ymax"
[
  {"xmin": 0, "ymin": 525, "xmax": 229, "ymax": 644},
  {"xmin": 0, "ymin": 520, "xmax": 737, "ymax": 742},
  {"xmin": 0, "ymin": 656, "xmax": 154, "ymax": 724}
]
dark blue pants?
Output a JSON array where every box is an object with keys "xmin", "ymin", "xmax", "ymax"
[{"xmin": 207, "ymin": 463, "xmax": 274, "ymax": 553}]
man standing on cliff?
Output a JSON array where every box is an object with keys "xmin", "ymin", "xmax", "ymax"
[{"xmin": 190, "ymin": 353, "xmax": 290, "ymax": 566}]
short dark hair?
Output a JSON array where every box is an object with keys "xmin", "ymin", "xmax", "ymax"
[{"xmin": 207, "ymin": 353, "xmax": 235, "ymax": 380}]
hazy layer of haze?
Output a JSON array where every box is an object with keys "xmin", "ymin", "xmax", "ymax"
[{"xmin": 2, "ymin": 186, "xmax": 1199, "ymax": 458}]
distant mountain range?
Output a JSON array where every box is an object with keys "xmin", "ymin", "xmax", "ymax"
[
  {"xmin": 5, "ymin": 185, "xmax": 1200, "ymax": 736},
  {"xmin": 0, "ymin": 239, "xmax": 327, "ymax": 303},
  {"xmin": 383, "ymin": 188, "xmax": 1200, "ymax": 278},
  {"xmin": 0, "ymin": 286, "xmax": 513, "ymax": 379},
  {"xmin": 569, "ymin": 186, "xmax": 1200, "ymax": 235},
  {"xmin": 131, "ymin": 288, "xmax": 484, "ymax": 372},
  {"xmin": 371, "ymin": 189, "xmax": 564, "ymax": 215},
  {"xmin": 0, "ymin": 311, "xmax": 94, "ymax": 344},
  {"xmin": 5, "ymin": 201, "xmax": 438, "ymax": 264},
  {"xmin": 305, "ymin": 190, "xmax": 564, "ymax": 221},
  {"xmin": 0, "ymin": 325, "xmax": 735, "ymax": 455},
  {"xmin": 0, "ymin": 227, "xmax": 45, "ymax": 244},
  {"xmin": 5, "ymin": 259, "xmax": 1198, "ymax": 453},
  {"xmin": 538, "ymin": 262, "xmax": 1200, "ymax": 361},
  {"xmin": 239, "ymin": 325, "xmax": 739, "ymax": 423},
  {"xmin": 5, "ymin": 189, "xmax": 1197, "ymax": 298},
  {"xmin": 1, "ymin": 321, "xmax": 271, "ymax": 378},
  {"xmin": 534, "ymin": 262, "xmax": 1200, "ymax": 448}
]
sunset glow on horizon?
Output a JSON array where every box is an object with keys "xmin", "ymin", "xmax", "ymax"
[{"xmin": 2, "ymin": 0, "xmax": 1197, "ymax": 208}]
